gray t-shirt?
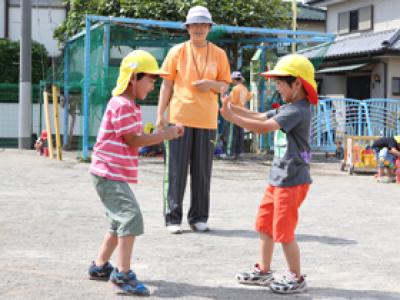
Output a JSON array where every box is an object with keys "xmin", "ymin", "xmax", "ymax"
[{"xmin": 266, "ymin": 99, "xmax": 312, "ymax": 187}]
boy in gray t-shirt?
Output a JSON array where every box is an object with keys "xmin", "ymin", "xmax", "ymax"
[{"xmin": 220, "ymin": 54, "xmax": 317, "ymax": 294}]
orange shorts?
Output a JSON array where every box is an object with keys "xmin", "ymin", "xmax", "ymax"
[{"xmin": 255, "ymin": 184, "xmax": 310, "ymax": 243}]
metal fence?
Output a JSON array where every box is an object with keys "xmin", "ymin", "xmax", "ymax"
[{"xmin": 310, "ymin": 98, "xmax": 400, "ymax": 152}]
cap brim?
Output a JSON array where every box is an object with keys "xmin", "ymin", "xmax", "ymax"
[
  {"xmin": 183, "ymin": 16, "xmax": 215, "ymax": 26},
  {"xmin": 261, "ymin": 70, "xmax": 291, "ymax": 78},
  {"xmin": 145, "ymin": 69, "xmax": 171, "ymax": 79}
]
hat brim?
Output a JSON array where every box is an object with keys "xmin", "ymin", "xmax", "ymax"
[
  {"xmin": 183, "ymin": 16, "xmax": 215, "ymax": 26},
  {"xmin": 112, "ymin": 70, "xmax": 171, "ymax": 96},
  {"xmin": 261, "ymin": 71, "xmax": 318, "ymax": 105}
]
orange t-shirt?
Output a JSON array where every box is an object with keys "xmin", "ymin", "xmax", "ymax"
[
  {"xmin": 230, "ymin": 84, "xmax": 252, "ymax": 107},
  {"xmin": 161, "ymin": 41, "xmax": 231, "ymax": 129}
]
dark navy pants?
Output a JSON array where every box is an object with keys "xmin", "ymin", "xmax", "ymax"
[{"xmin": 163, "ymin": 126, "xmax": 216, "ymax": 225}]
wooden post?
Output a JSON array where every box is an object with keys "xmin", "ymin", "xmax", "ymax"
[
  {"xmin": 43, "ymin": 91, "xmax": 54, "ymax": 158},
  {"xmin": 52, "ymin": 85, "xmax": 62, "ymax": 160}
]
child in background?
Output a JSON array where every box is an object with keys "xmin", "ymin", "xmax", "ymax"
[
  {"xmin": 372, "ymin": 136, "xmax": 400, "ymax": 183},
  {"xmin": 220, "ymin": 54, "xmax": 317, "ymax": 294},
  {"xmin": 225, "ymin": 71, "xmax": 252, "ymax": 159},
  {"xmin": 88, "ymin": 50, "xmax": 184, "ymax": 296}
]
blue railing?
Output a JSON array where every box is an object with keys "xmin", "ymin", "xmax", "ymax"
[{"xmin": 310, "ymin": 98, "xmax": 400, "ymax": 151}]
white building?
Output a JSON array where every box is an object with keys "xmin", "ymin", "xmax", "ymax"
[
  {"xmin": 0, "ymin": 0, "xmax": 67, "ymax": 57},
  {"xmin": 304, "ymin": 0, "xmax": 400, "ymax": 100}
]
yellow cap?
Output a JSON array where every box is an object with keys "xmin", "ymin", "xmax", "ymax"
[
  {"xmin": 394, "ymin": 136, "xmax": 400, "ymax": 144},
  {"xmin": 112, "ymin": 50, "xmax": 170, "ymax": 96},
  {"xmin": 261, "ymin": 54, "xmax": 318, "ymax": 105}
]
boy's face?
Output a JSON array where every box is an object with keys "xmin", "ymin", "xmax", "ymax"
[
  {"xmin": 273, "ymin": 78, "xmax": 301, "ymax": 103},
  {"xmin": 132, "ymin": 74, "xmax": 158, "ymax": 100},
  {"xmin": 187, "ymin": 23, "xmax": 211, "ymax": 42}
]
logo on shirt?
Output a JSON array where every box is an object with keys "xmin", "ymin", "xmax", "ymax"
[{"xmin": 207, "ymin": 63, "xmax": 217, "ymax": 77}]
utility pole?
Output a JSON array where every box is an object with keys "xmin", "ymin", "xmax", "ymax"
[
  {"xmin": 292, "ymin": 0, "xmax": 297, "ymax": 53},
  {"xmin": 18, "ymin": 0, "xmax": 32, "ymax": 149}
]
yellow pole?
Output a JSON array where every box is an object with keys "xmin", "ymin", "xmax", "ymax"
[
  {"xmin": 43, "ymin": 90, "xmax": 54, "ymax": 158},
  {"xmin": 52, "ymin": 85, "xmax": 62, "ymax": 160},
  {"xmin": 292, "ymin": 0, "xmax": 297, "ymax": 53}
]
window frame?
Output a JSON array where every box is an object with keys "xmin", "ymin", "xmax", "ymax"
[{"xmin": 392, "ymin": 77, "xmax": 400, "ymax": 96}]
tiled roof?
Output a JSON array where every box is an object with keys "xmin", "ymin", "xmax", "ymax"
[
  {"xmin": 299, "ymin": 29, "xmax": 400, "ymax": 58},
  {"xmin": 297, "ymin": 4, "xmax": 326, "ymax": 21}
]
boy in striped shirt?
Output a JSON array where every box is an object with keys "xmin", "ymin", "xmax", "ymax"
[{"xmin": 88, "ymin": 50, "xmax": 184, "ymax": 296}]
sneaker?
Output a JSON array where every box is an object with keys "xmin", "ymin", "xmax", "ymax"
[
  {"xmin": 88, "ymin": 261, "xmax": 113, "ymax": 281},
  {"xmin": 167, "ymin": 224, "xmax": 182, "ymax": 234},
  {"xmin": 235, "ymin": 263, "xmax": 274, "ymax": 286},
  {"xmin": 190, "ymin": 222, "xmax": 209, "ymax": 232},
  {"xmin": 270, "ymin": 272, "xmax": 307, "ymax": 294},
  {"xmin": 110, "ymin": 268, "xmax": 150, "ymax": 296},
  {"xmin": 377, "ymin": 176, "xmax": 391, "ymax": 183}
]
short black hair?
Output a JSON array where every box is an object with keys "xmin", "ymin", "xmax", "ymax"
[
  {"xmin": 136, "ymin": 73, "xmax": 159, "ymax": 81},
  {"xmin": 275, "ymin": 76, "xmax": 297, "ymax": 86}
]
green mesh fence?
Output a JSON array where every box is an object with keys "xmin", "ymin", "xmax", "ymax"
[{"xmin": 46, "ymin": 22, "xmax": 228, "ymax": 151}]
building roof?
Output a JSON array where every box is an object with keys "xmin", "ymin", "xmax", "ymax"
[
  {"xmin": 296, "ymin": 4, "xmax": 326, "ymax": 21},
  {"xmin": 305, "ymin": 0, "xmax": 346, "ymax": 6},
  {"xmin": 299, "ymin": 29, "xmax": 400, "ymax": 59}
]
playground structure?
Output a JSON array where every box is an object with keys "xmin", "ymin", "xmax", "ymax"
[
  {"xmin": 57, "ymin": 15, "xmax": 333, "ymax": 160},
  {"xmin": 32, "ymin": 14, "xmax": 400, "ymax": 161},
  {"xmin": 310, "ymin": 98, "xmax": 400, "ymax": 152}
]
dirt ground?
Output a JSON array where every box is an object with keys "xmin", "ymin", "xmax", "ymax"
[{"xmin": 0, "ymin": 149, "xmax": 399, "ymax": 300}]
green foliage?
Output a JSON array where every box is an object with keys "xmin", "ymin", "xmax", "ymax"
[
  {"xmin": 0, "ymin": 39, "xmax": 49, "ymax": 83},
  {"xmin": 54, "ymin": 0, "xmax": 290, "ymax": 45}
]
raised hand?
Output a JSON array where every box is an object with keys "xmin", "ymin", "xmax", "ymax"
[
  {"xmin": 219, "ymin": 90, "xmax": 233, "ymax": 122},
  {"xmin": 165, "ymin": 125, "xmax": 185, "ymax": 140}
]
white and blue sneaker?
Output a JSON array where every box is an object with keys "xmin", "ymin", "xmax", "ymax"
[
  {"xmin": 236, "ymin": 264, "xmax": 274, "ymax": 286},
  {"xmin": 270, "ymin": 272, "xmax": 307, "ymax": 294},
  {"xmin": 88, "ymin": 261, "xmax": 113, "ymax": 281},
  {"xmin": 110, "ymin": 268, "xmax": 150, "ymax": 296}
]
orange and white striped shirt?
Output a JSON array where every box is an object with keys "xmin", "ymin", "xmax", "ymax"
[{"xmin": 90, "ymin": 96, "xmax": 143, "ymax": 183}]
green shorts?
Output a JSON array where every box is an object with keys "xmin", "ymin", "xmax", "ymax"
[{"xmin": 92, "ymin": 174, "xmax": 144, "ymax": 237}]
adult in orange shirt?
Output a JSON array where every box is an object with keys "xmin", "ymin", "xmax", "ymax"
[
  {"xmin": 157, "ymin": 6, "xmax": 231, "ymax": 234},
  {"xmin": 226, "ymin": 71, "xmax": 252, "ymax": 159}
]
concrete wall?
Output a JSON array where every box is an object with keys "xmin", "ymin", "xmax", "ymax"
[
  {"xmin": 0, "ymin": 0, "xmax": 5, "ymax": 38},
  {"xmin": 326, "ymin": 0, "xmax": 400, "ymax": 34},
  {"xmin": 298, "ymin": 21, "xmax": 325, "ymax": 33},
  {"xmin": 319, "ymin": 75, "xmax": 346, "ymax": 97},
  {"xmin": 7, "ymin": 6, "xmax": 66, "ymax": 57},
  {"xmin": 387, "ymin": 57, "xmax": 400, "ymax": 100},
  {"xmin": 0, "ymin": 104, "xmax": 158, "ymax": 139},
  {"xmin": 370, "ymin": 62, "xmax": 385, "ymax": 98}
]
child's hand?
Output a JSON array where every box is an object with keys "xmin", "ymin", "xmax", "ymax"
[
  {"xmin": 165, "ymin": 125, "xmax": 184, "ymax": 140},
  {"xmin": 219, "ymin": 90, "xmax": 233, "ymax": 122}
]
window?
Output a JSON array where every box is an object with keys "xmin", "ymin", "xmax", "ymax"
[
  {"xmin": 349, "ymin": 10, "xmax": 359, "ymax": 31},
  {"xmin": 338, "ymin": 5, "xmax": 373, "ymax": 34},
  {"xmin": 392, "ymin": 77, "xmax": 400, "ymax": 96}
]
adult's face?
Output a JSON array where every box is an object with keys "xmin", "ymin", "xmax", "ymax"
[{"xmin": 187, "ymin": 23, "xmax": 211, "ymax": 42}]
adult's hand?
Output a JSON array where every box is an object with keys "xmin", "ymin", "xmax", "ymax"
[
  {"xmin": 192, "ymin": 79, "xmax": 211, "ymax": 92},
  {"xmin": 156, "ymin": 114, "xmax": 168, "ymax": 130}
]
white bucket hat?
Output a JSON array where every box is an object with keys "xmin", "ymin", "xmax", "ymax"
[{"xmin": 184, "ymin": 6, "xmax": 215, "ymax": 26}]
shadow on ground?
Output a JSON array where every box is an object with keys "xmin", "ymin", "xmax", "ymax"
[
  {"xmin": 203, "ymin": 229, "xmax": 357, "ymax": 245},
  {"xmin": 147, "ymin": 280, "xmax": 400, "ymax": 299}
]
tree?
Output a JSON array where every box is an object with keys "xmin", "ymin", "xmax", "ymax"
[
  {"xmin": 54, "ymin": 0, "xmax": 290, "ymax": 45},
  {"xmin": 0, "ymin": 39, "xmax": 49, "ymax": 84}
]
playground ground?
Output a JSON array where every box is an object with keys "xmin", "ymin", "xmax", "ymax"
[{"xmin": 0, "ymin": 149, "xmax": 399, "ymax": 300}]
